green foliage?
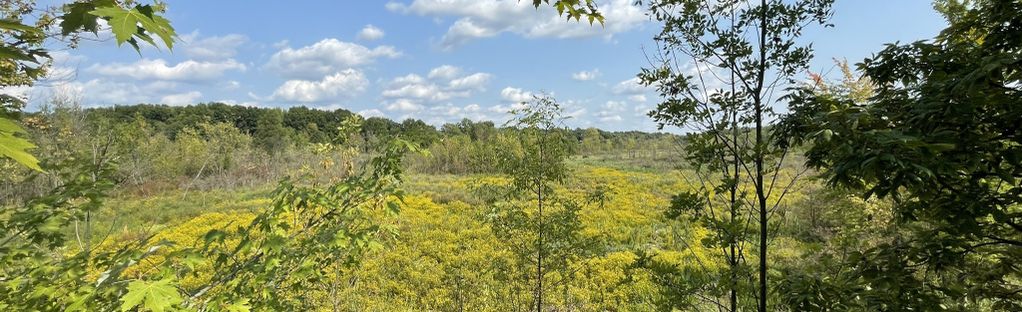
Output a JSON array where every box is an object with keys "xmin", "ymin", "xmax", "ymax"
[
  {"xmin": 483, "ymin": 94, "xmax": 596, "ymax": 311},
  {"xmin": 0, "ymin": 117, "xmax": 40, "ymax": 171},
  {"xmin": 531, "ymin": 0, "xmax": 604, "ymax": 24},
  {"xmin": 253, "ymin": 109, "xmax": 289, "ymax": 155},
  {"xmin": 638, "ymin": 0, "xmax": 834, "ymax": 310},
  {"xmin": 1, "ymin": 0, "xmax": 176, "ymax": 173},
  {"xmin": 120, "ymin": 278, "xmax": 184, "ymax": 312},
  {"xmin": 63, "ymin": 1, "xmax": 176, "ymax": 51},
  {"xmin": 778, "ymin": 0, "xmax": 1022, "ymax": 309},
  {"xmin": 0, "ymin": 111, "xmax": 419, "ymax": 311}
]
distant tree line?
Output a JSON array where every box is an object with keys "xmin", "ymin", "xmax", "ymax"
[{"xmin": 77, "ymin": 103, "xmax": 678, "ymax": 154}]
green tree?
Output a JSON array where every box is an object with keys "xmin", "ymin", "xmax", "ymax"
[
  {"xmin": 638, "ymin": 0, "xmax": 834, "ymax": 310},
  {"xmin": 778, "ymin": 0, "xmax": 1022, "ymax": 309},
  {"xmin": 253, "ymin": 109, "xmax": 289, "ymax": 155},
  {"xmin": 486, "ymin": 95, "xmax": 590, "ymax": 311}
]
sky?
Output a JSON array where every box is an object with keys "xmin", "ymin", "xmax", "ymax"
[{"xmin": 24, "ymin": 0, "xmax": 947, "ymax": 131}]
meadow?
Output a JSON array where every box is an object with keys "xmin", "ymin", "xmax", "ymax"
[{"xmin": 3, "ymin": 1, "xmax": 1019, "ymax": 310}]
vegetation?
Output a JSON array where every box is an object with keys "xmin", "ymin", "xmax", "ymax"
[
  {"xmin": 1, "ymin": 0, "xmax": 1020, "ymax": 311},
  {"xmin": 639, "ymin": 0, "xmax": 833, "ymax": 310}
]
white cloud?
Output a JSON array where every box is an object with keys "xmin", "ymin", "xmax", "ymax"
[
  {"xmin": 613, "ymin": 77, "xmax": 651, "ymax": 95},
  {"xmin": 385, "ymin": 98, "xmax": 424, "ymax": 112},
  {"xmin": 448, "ymin": 72, "xmax": 491, "ymax": 90},
  {"xmin": 265, "ymin": 39, "xmax": 401, "ymax": 79},
  {"xmin": 40, "ymin": 78, "xmax": 185, "ymax": 106},
  {"xmin": 390, "ymin": 103, "xmax": 496, "ymax": 125},
  {"xmin": 428, "ymin": 65, "xmax": 461, "ymax": 80},
  {"xmin": 382, "ymin": 65, "xmax": 491, "ymax": 102},
  {"xmin": 160, "ymin": 91, "xmax": 203, "ymax": 106},
  {"xmin": 387, "ymin": 0, "xmax": 647, "ymax": 49},
  {"xmin": 383, "ymin": 83, "xmax": 460, "ymax": 101},
  {"xmin": 594, "ymin": 100, "xmax": 629, "ymax": 122},
  {"xmin": 500, "ymin": 86, "xmax": 533, "ymax": 103},
  {"xmin": 375, "ymin": 65, "xmax": 497, "ymax": 123},
  {"xmin": 223, "ymin": 80, "xmax": 242, "ymax": 90},
  {"xmin": 572, "ymin": 69, "xmax": 601, "ymax": 81},
  {"xmin": 39, "ymin": 51, "xmax": 87, "ymax": 83},
  {"xmin": 181, "ymin": 32, "xmax": 248, "ymax": 59},
  {"xmin": 271, "ymin": 69, "xmax": 369, "ymax": 102},
  {"xmin": 90, "ymin": 59, "xmax": 246, "ymax": 81},
  {"xmin": 628, "ymin": 94, "xmax": 647, "ymax": 102},
  {"xmin": 359, "ymin": 108, "xmax": 386, "ymax": 118},
  {"xmin": 357, "ymin": 25, "xmax": 386, "ymax": 41}
]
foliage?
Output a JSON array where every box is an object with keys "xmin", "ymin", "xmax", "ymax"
[
  {"xmin": 0, "ymin": 0, "xmax": 176, "ymax": 171},
  {"xmin": 778, "ymin": 0, "xmax": 1022, "ymax": 309},
  {"xmin": 531, "ymin": 0, "xmax": 604, "ymax": 24},
  {"xmin": 637, "ymin": 0, "xmax": 834, "ymax": 310},
  {"xmin": 0, "ymin": 117, "xmax": 40, "ymax": 171},
  {"xmin": 483, "ymin": 95, "xmax": 589, "ymax": 311}
]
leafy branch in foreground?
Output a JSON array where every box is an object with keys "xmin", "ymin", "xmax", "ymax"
[
  {"xmin": 778, "ymin": 0, "xmax": 1022, "ymax": 309},
  {"xmin": 532, "ymin": 0, "xmax": 605, "ymax": 24},
  {"xmin": 181, "ymin": 115, "xmax": 421, "ymax": 310},
  {"xmin": 1, "ymin": 0, "xmax": 177, "ymax": 172}
]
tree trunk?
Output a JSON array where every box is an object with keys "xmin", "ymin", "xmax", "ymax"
[{"xmin": 756, "ymin": 1, "xmax": 769, "ymax": 311}]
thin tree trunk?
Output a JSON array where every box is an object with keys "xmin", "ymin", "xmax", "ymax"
[
  {"xmin": 535, "ymin": 141, "xmax": 545, "ymax": 312},
  {"xmin": 756, "ymin": 0, "xmax": 769, "ymax": 311}
]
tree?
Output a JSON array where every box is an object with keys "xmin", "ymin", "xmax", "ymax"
[
  {"xmin": 638, "ymin": 0, "xmax": 833, "ymax": 310},
  {"xmin": 253, "ymin": 109, "xmax": 289, "ymax": 155},
  {"xmin": 485, "ymin": 95, "xmax": 590, "ymax": 311},
  {"xmin": 778, "ymin": 0, "xmax": 1022, "ymax": 309},
  {"xmin": 400, "ymin": 118, "xmax": 440, "ymax": 147}
]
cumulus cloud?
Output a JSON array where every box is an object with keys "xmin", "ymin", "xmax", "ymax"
[
  {"xmin": 271, "ymin": 69, "xmax": 369, "ymax": 102},
  {"xmin": 382, "ymin": 65, "xmax": 491, "ymax": 102},
  {"xmin": 375, "ymin": 65, "xmax": 497, "ymax": 123},
  {"xmin": 161, "ymin": 91, "xmax": 203, "ymax": 106},
  {"xmin": 499, "ymin": 86, "xmax": 533, "ymax": 103},
  {"xmin": 448, "ymin": 72, "xmax": 491, "ymax": 91},
  {"xmin": 595, "ymin": 100, "xmax": 627, "ymax": 122},
  {"xmin": 420, "ymin": 103, "xmax": 494, "ymax": 123},
  {"xmin": 387, "ymin": 0, "xmax": 647, "ymax": 49},
  {"xmin": 428, "ymin": 65, "xmax": 461, "ymax": 80},
  {"xmin": 572, "ymin": 69, "xmax": 601, "ymax": 81},
  {"xmin": 382, "ymin": 82, "xmax": 459, "ymax": 102},
  {"xmin": 181, "ymin": 32, "xmax": 248, "ymax": 59},
  {"xmin": 613, "ymin": 77, "xmax": 651, "ymax": 95},
  {"xmin": 90, "ymin": 59, "xmax": 246, "ymax": 82},
  {"xmin": 357, "ymin": 25, "xmax": 386, "ymax": 41},
  {"xmin": 385, "ymin": 98, "xmax": 424, "ymax": 112},
  {"xmin": 265, "ymin": 39, "xmax": 401, "ymax": 79}
]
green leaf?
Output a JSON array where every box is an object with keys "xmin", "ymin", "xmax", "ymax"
[
  {"xmin": 0, "ymin": 19, "xmax": 41, "ymax": 33},
  {"xmin": 90, "ymin": 7, "xmax": 137, "ymax": 45},
  {"xmin": 0, "ymin": 45, "xmax": 40, "ymax": 63},
  {"xmin": 90, "ymin": 6, "xmax": 176, "ymax": 50},
  {"xmin": 135, "ymin": 5, "xmax": 176, "ymax": 50},
  {"xmin": 60, "ymin": 0, "xmax": 115, "ymax": 35},
  {"xmin": 120, "ymin": 279, "xmax": 183, "ymax": 312},
  {"xmin": 224, "ymin": 298, "xmax": 251, "ymax": 312},
  {"xmin": 0, "ymin": 118, "xmax": 42, "ymax": 171}
]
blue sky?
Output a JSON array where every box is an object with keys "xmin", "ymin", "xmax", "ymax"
[{"xmin": 26, "ymin": 0, "xmax": 946, "ymax": 131}]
